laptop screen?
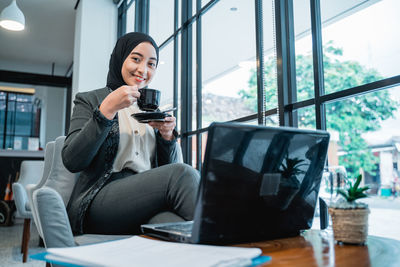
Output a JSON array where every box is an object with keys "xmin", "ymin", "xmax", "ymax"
[{"xmin": 192, "ymin": 122, "xmax": 330, "ymax": 244}]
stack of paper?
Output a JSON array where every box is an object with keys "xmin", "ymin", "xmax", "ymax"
[{"xmin": 31, "ymin": 236, "xmax": 269, "ymax": 267}]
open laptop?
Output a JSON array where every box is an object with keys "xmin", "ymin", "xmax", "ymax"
[{"xmin": 141, "ymin": 122, "xmax": 330, "ymax": 244}]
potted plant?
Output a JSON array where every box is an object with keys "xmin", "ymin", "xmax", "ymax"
[{"xmin": 328, "ymin": 174, "xmax": 370, "ymax": 245}]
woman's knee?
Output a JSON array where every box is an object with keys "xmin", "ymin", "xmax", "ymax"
[{"xmin": 170, "ymin": 163, "xmax": 200, "ymax": 188}]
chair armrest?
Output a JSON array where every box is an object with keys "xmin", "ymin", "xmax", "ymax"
[
  {"xmin": 12, "ymin": 182, "xmax": 30, "ymax": 218},
  {"xmin": 26, "ymin": 184, "xmax": 43, "ymax": 238},
  {"xmin": 33, "ymin": 187, "xmax": 75, "ymax": 248}
]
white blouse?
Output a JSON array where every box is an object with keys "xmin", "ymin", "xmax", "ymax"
[{"xmin": 112, "ymin": 103, "xmax": 156, "ymax": 173}]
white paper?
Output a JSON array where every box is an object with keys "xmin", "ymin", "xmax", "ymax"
[
  {"xmin": 45, "ymin": 236, "xmax": 262, "ymax": 267},
  {"xmin": 28, "ymin": 137, "xmax": 39, "ymax": 151},
  {"xmin": 13, "ymin": 137, "xmax": 22, "ymax": 150}
]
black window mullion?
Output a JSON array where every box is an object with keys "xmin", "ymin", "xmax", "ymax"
[
  {"xmin": 180, "ymin": 0, "xmax": 193, "ymax": 164},
  {"xmin": 134, "ymin": 0, "xmax": 141, "ymax": 32},
  {"xmin": 274, "ymin": 0, "xmax": 287, "ymax": 127},
  {"xmin": 135, "ymin": 0, "xmax": 149, "ymax": 33},
  {"xmin": 65, "ymin": 85, "xmax": 72, "ymax": 135},
  {"xmin": 286, "ymin": 0, "xmax": 297, "ymax": 127},
  {"xmin": 255, "ymin": 0, "xmax": 265, "ymax": 125},
  {"xmin": 310, "ymin": 0, "xmax": 325, "ymax": 130},
  {"xmin": 2, "ymin": 93, "xmax": 9, "ymax": 149},
  {"xmin": 274, "ymin": 0, "xmax": 296, "ymax": 127},
  {"xmin": 143, "ymin": 0, "xmax": 149, "ymax": 33},
  {"xmin": 118, "ymin": 0, "xmax": 127, "ymax": 37},
  {"xmin": 173, "ymin": 0, "xmax": 179, "ymax": 120},
  {"xmin": 195, "ymin": 0, "xmax": 202, "ymax": 171}
]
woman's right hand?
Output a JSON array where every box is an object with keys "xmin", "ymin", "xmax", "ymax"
[{"xmin": 99, "ymin": 85, "xmax": 140, "ymax": 120}]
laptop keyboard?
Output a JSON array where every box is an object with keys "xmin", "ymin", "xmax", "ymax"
[{"xmin": 156, "ymin": 221, "xmax": 193, "ymax": 235}]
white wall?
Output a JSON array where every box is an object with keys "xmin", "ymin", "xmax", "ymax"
[
  {"xmin": 380, "ymin": 151, "xmax": 394, "ymax": 186},
  {"xmin": 72, "ymin": 0, "xmax": 118, "ymax": 97},
  {"xmin": 38, "ymin": 86, "xmax": 66, "ymax": 145},
  {"xmin": 0, "ymin": 0, "xmax": 117, "ymax": 148}
]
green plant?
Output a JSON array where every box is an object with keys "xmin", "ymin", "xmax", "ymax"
[{"xmin": 337, "ymin": 174, "xmax": 370, "ymax": 202}]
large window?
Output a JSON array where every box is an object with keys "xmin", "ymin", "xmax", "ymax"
[
  {"xmin": 0, "ymin": 91, "xmax": 40, "ymax": 150},
  {"xmin": 125, "ymin": 1, "xmax": 135, "ymax": 33},
  {"xmin": 293, "ymin": 0, "xmax": 313, "ymax": 102},
  {"xmin": 149, "ymin": 0, "xmax": 175, "ymax": 45},
  {"xmin": 120, "ymin": 0, "xmax": 400, "ymax": 239},
  {"xmin": 321, "ymin": 0, "xmax": 400, "ymax": 93},
  {"xmin": 201, "ymin": 0, "xmax": 257, "ymax": 128}
]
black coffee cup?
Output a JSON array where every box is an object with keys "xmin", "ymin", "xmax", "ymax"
[{"xmin": 137, "ymin": 88, "xmax": 161, "ymax": 111}]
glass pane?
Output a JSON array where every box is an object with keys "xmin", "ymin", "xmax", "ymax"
[
  {"xmin": 192, "ymin": 0, "xmax": 196, "ymax": 17},
  {"xmin": 201, "ymin": 0, "xmax": 256, "ymax": 128},
  {"xmin": 149, "ymin": 0, "xmax": 175, "ymax": 45},
  {"xmin": 14, "ymin": 95, "xmax": 33, "ymax": 136},
  {"xmin": 201, "ymin": 0, "xmax": 212, "ymax": 8},
  {"xmin": 196, "ymin": 131, "xmax": 208, "ymax": 166},
  {"xmin": 5, "ymin": 93, "xmax": 16, "ymax": 149},
  {"xmin": 265, "ymin": 114, "xmax": 279, "ymax": 127},
  {"xmin": 321, "ymin": 0, "xmax": 400, "ymax": 93},
  {"xmin": 293, "ymin": 0, "xmax": 314, "ymax": 102},
  {"xmin": 297, "ymin": 106, "xmax": 316, "ymax": 130},
  {"xmin": 325, "ymin": 86, "xmax": 400, "ymax": 240},
  {"xmin": 201, "ymin": 131, "xmax": 207, "ymax": 163},
  {"xmin": 150, "ymin": 40, "xmax": 174, "ymax": 110},
  {"xmin": 178, "ymin": 0, "xmax": 181, "ymax": 28},
  {"xmin": 126, "ymin": 1, "xmax": 135, "ymax": 33},
  {"xmin": 262, "ymin": 0, "xmax": 277, "ymax": 111},
  {"xmin": 191, "ymin": 134, "xmax": 197, "ymax": 168}
]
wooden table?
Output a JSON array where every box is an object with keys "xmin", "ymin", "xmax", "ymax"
[{"xmin": 234, "ymin": 229, "xmax": 400, "ymax": 266}]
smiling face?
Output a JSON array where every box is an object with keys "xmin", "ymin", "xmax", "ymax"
[{"xmin": 121, "ymin": 42, "xmax": 157, "ymax": 88}]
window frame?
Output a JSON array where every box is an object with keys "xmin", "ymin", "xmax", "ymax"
[
  {"xmin": 118, "ymin": 0, "xmax": 400, "ymax": 169},
  {"xmin": 0, "ymin": 91, "xmax": 39, "ymax": 149}
]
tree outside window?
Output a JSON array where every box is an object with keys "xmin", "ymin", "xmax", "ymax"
[{"xmin": 239, "ymin": 43, "xmax": 399, "ymax": 182}]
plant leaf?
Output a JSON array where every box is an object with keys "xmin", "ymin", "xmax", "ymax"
[
  {"xmin": 353, "ymin": 174, "xmax": 362, "ymax": 191},
  {"xmin": 358, "ymin": 186, "xmax": 370, "ymax": 192},
  {"xmin": 337, "ymin": 189, "xmax": 349, "ymax": 201},
  {"xmin": 356, "ymin": 193, "xmax": 368, "ymax": 199}
]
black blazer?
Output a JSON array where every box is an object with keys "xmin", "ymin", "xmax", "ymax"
[{"xmin": 62, "ymin": 87, "xmax": 180, "ymax": 234}]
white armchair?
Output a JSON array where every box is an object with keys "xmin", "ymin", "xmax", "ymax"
[
  {"xmin": 26, "ymin": 141, "xmax": 55, "ymax": 242},
  {"xmin": 30, "ymin": 136, "xmax": 180, "ymax": 266},
  {"xmin": 30, "ymin": 136, "xmax": 131, "ymax": 266}
]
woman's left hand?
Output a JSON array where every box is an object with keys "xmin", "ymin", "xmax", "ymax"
[{"xmin": 148, "ymin": 116, "xmax": 176, "ymax": 141}]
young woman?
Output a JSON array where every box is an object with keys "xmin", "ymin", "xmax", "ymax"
[{"xmin": 62, "ymin": 32, "xmax": 199, "ymax": 235}]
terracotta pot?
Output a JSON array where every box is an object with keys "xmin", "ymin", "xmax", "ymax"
[{"xmin": 328, "ymin": 207, "xmax": 370, "ymax": 245}]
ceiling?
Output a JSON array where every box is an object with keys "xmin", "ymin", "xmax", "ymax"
[
  {"xmin": 0, "ymin": 0, "xmax": 76, "ymax": 76},
  {"xmin": 0, "ymin": 0, "xmax": 380, "ymax": 81}
]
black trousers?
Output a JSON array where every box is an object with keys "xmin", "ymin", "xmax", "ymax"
[{"xmin": 83, "ymin": 163, "xmax": 200, "ymax": 234}]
